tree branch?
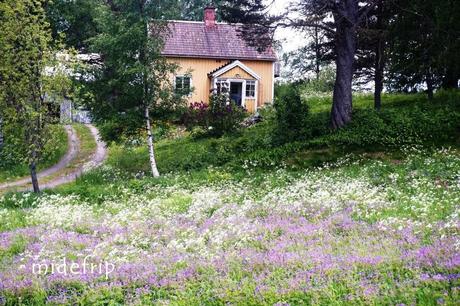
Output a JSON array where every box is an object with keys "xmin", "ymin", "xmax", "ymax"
[{"xmin": 281, "ymin": 17, "xmax": 335, "ymax": 34}]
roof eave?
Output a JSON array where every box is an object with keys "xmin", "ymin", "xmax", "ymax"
[{"xmin": 161, "ymin": 53, "xmax": 278, "ymax": 62}]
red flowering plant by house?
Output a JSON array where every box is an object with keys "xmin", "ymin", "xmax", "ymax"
[{"xmin": 182, "ymin": 93, "xmax": 247, "ymax": 137}]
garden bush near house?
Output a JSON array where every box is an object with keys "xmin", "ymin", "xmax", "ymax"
[
  {"xmin": 183, "ymin": 93, "xmax": 247, "ymax": 137},
  {"xmin": 97, "ymin": 110, "xmax": 145, "ymax": 143}
]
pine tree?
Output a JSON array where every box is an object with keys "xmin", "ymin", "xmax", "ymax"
[{"xmin": 220, "ymin": 0, "xmax": 379, "ymax": 129}]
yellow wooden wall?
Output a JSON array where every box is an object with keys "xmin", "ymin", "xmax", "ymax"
[
  {"xmin": 220, "ymin": 66, "xmax": 253, "ymax": 79},
  {"xmin": 167, "ymin": 57, "xmax": 274, "ymax": 110}
]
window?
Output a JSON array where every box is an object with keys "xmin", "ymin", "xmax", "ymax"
[
  {"xmin": 175, "ymin": 76, "xmax": 191, "ymax": 95},
  {"xmin": 216, "ymin": 79, "xmax": 229, "ymax": 94},
  {"xmin": 245, "ymin": 80, "xmax": 256, "ymax": 98}
]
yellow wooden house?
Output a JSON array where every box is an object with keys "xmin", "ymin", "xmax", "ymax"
[{"xmin": 162, "ymin": 6, "xmax": 279, "ymax": 112}]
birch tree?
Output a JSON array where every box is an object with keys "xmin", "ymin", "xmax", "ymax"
[{"xmin": 87, "ymin": 0, "xmax": 184, "ymax": 177}]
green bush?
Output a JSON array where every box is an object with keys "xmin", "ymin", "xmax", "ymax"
[
  {"xmin": 183, "ymin": 93, "xmax": 247, "ymax": 137},
  {"xmin": 301, "ymin": 66, "xmax": 336, "ymax": 94},
  {"xmin": 106, "ymin": 91, "xmax": 460, "ymax": 175},
  {"xmin": 273, "ymin": 84, "xmax": 310, "ymax": 143},
  {"xmin": 0, "ymin": 124, "xmax": 68, "ymax": 181},
  {"xmin": 313, "ymin": 103, "xmax": 460, "ymax": 148}
]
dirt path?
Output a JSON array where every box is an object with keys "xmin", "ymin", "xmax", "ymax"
[
  {"xmin": 0, "ymin": 124, "xmax": 107, "ymax": 192},
  {"xmin": 40, "ymin": 124, "xmax": 107, "ymax": 189}
]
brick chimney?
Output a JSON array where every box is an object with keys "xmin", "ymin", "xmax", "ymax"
[{"xmin": 204, "ymin": 6, "xmax": 216, "ymax": 27}]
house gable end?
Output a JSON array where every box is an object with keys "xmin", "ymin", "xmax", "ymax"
[{"xmin": 211, "ymin": 60, "xmax": 261, "ymax": 80}]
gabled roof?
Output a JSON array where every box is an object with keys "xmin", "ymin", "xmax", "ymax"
[
  {"xmin": 209, "ymin": 60, "xmax": 261, "ymax": 79},
  {"xmin": 162, "ymin": 21, "xmax": 277, "ymax": 62}
]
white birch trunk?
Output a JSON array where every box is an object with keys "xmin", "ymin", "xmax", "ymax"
[{"xmin": 145, "ymin": 106, "xmax": 160, "ymax": 177}]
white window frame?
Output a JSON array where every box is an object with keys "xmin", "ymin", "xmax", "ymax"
[
  {"xmin": 213, "ymin": 77, "xmax": 258, "ymax": 110},
  {"xmin": 245, "ymin": 80, "xmax": 256, "ymax": 98},
  {"xmin": 174, "ymin": 75, "xmax": 192, "ymax": 96}
]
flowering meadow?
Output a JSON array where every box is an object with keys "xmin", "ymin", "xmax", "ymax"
[{"xmin": 0, "ymin": 147, "xmax": 459, "ymax": 305}]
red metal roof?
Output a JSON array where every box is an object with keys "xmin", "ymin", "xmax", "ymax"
[{"xmin": 162, "ymin": 21, "xmax": 277, "ymax": 62}]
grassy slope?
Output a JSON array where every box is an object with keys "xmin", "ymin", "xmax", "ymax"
[
  {"xmin": 0, "ymin": 93, "xmax": 459, "ymax": 304},
  {"xmin": 107, "ymin": 91, "xmax": 460, "ymax": 176},
  {"xmin": 40, "ymin": 91, "xmax": 459, "ymax": 201},
  {"xmin": 0, "ymin": 125, "xmax": 68, "ymax": 183},
  {"xmin": 0, "ymin": 124, "xmax": 96, "ymax": 195}
]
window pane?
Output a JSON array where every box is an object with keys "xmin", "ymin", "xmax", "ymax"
[
  {"xmin": 246, "ymin": 81, "xmax": 255, "ymax": 97},
  {"xmin": 175, "ymin": 76, "xmax": 191, "ymax": 95},
  {"xmin": 216, "ymin": 79, "xmax": 229, "ymax": 94},
  {"xmin": 183, "ymin": 77, "xmax": 190, "ymax": 90},
  {"xmin": 175, "ymin": 77, "xmax": 183, "ymax": 90}
]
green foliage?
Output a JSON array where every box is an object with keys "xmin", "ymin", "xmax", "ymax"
[
  {"xmin": 318, "ymin": 106, "xmax": 459, "ymax": 148},
  {"xmin": 183, "ymin": 93, "xmax": 247, "ymax": 137},
  {"xmin": 0, "ymin": 0, "xmax": 53, "ymax": 163},
  {"xmin": 0, "ymin": 125, "xmax": 68, "ymax": 183},
  {"xmin": 46, "ymin": 0, "xmax": 100, "ymax": 50},
  {"xmin": 387, "ymin": 0, "xmax": 460, "ymax": 91},
  {"xmin": 85, "ymin": 0, "xmax": 185, "ymax": 143},
  {"xmin": 104, "ymin": 91, "xmax": 460, "ymax": 176},
  {"xmin": 301, "ymin": 66, "xmax": 336, "ymax": 94},
  {"xmin": 207, "ymin": 93, "xmax": 247, "ymax": 136},
  {"xmin": 273, "ymin": 84, "xmax": 309, "ymax": 143},
  {"xmin": 0, "ymin": 0, "xmax": 72, "ymax": 191}
]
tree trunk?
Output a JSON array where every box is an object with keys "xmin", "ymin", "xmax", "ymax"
[
  {"xmin": 442, "ymin": 68, "xmax": 459, "ymax": 89},
  {"xmin": 374, "ymin": 44, "xmax": 384, "ymax": 110},
  {"xmin": 0, "ymin": 117, "xmax": 3, "ymax": 152},
  {"xmin": 314, "ymin": 26, "xmax": 321, "ymax": 80},
  {"xmin": 426, "ymin": 72, "xmax": 434, "ymax": 100},
  {"xmin": 30, "ymin": 150, "xmax": 40, "ymax": 193},
  {"xmin": 330, "ymin": 12, "xmax": 357, "ymax": 129},
  {"xmin": 374, "ymin": 0, "xmax": 384, "ymax": 110},
  {"xmin": 145, "ymin": 106, "xmax": 160, "ymax": 178}
]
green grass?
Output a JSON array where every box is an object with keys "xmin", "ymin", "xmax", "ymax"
[
  {"xmin": 306, "ymin": 92, "xmax": 427, "ymax": 113},
  {"xmin": 103, "ymin": 91, "xmax": 459, "ymax": 177},
  {"xmin": 0, "ymin": 124, "xmax": 68, "ymax": 183},
  {"xmin": 38, "ymin": 90, "xmax": 458, "ymax": 205},
  {"xmin": 0, "ymin": 234, "xmax": 27, "ymax": 261},
  {"xmin": 73, "ymin": 124, "xmax": 96, "ymax": 157},
  {"xmin": 0, "ymin": 93, "xmax": 459, "ymax": 304}
]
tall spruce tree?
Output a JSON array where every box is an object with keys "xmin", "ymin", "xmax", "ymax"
[{"xmin": 387, "ymin": 0, "xmax": 460, "ymax": 96}]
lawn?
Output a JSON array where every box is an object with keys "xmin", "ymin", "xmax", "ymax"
[{"xmin": 0, "ymin": 92, "xmax": 459, "ymax": 305}]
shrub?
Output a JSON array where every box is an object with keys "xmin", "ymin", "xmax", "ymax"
[
  {"xmin": 301, "ymin": 66, "xmax": 336, "ymax": 95},
  {"xmin": 183, "ymin": 93, "xmax": 247, "ymax": 137},
  {"xmin": 273, "ymin": 84, "xmax": 310, "ymax": 143}
]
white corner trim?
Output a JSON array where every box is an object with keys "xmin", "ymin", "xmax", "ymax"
[
  {"xmin": 271, "ymin": 62, "xmax": 275, "ymax": 104},
  {"xmin": 212, "ymin": 60, "xmax": 261, "ymax": 80}
]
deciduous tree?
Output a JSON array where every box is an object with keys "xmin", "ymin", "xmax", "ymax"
[
  {"xmin": 0, "ymin": 0, "xmax": 67, "ymax": 192},
  {"xmin": 86, "ymin": 0, "xmax": 185, "ymax": 177}
]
